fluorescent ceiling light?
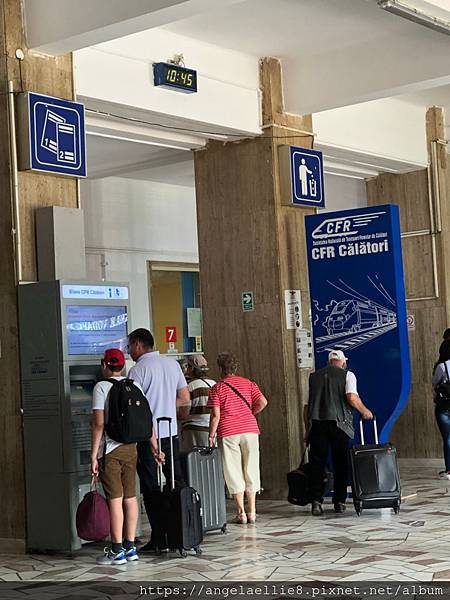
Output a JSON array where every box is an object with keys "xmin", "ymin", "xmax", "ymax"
[{"xmin": 378, "ymin": 0, "xmax": 450, "ymax": 35}]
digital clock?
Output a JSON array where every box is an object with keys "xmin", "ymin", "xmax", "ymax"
[{"xmin": 153, "ymin": 62, "xmax": 198, "ymax": 93}]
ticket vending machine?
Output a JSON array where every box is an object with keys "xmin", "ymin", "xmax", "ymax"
[{"xmin": 18, "ymin": 280, "xmax": 130, "ymax": 552}]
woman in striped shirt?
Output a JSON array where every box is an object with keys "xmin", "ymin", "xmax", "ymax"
[
  {"xmin": 207, "ymin": 352, "xmax": 268, "ymax": 524},
  {"xmin": 179, "ymin": 354, "xmax": 216, "ymax": 451}
]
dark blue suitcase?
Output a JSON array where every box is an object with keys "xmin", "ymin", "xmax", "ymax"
[
  {"xmin": 350, "ymin": 417, "xmax": 401, "ymax": 516},
  {"xmin": 157, "ymin": 418, "xmax": 203, "ymax": 557}
]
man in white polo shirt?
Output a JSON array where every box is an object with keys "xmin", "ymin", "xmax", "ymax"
[
  {"xmin": 304, "ymin": 349, "xmax": 373, "ymax": 516},
  {"xmin": 127, "ymin": 328, "xmax": 189, "ymax": 552}
]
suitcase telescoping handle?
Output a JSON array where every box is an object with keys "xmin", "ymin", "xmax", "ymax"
[
  {"xmin": 359, "ymin": 415, "xmax": 378, "ymax": 445},
  {"xmin": 156, "ymin": 417, "xmax": 175, "ymax": 492}
]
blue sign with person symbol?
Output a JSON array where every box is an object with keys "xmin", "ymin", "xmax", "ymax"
[
  {"xmin": 290, "ymin": 146, "xmax": 324, "ymax": 207},
  {"xmin": 25, "ymin": 92, "xmax": 86, "ymax": 177}
]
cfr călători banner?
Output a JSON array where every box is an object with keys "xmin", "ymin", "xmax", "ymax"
[{"xmin": 305, "ymin": 204, "xmax": 411, "ymax": 443}]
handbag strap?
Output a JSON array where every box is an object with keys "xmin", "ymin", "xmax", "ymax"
[
  {"xmin": 299, "ymin": 445, "xmax": 309, "ymax": 469},
  {"xmin": 102, "ymin": 438, "xmax": 107, "ymax": 469},
  {"xmin": 186, "ymin": 378, "xmax": 213, "ymax": 418},
  {"xmin": 444, "ymin": 361, "xmax": 450, "ymax": 383},
  {"xmin": 200, "ymin": 378, "xmax": 213, "ymax": 388},
  {"xmin": 223, "ymin": 381, "xmax": 252, "ymax": 412}
]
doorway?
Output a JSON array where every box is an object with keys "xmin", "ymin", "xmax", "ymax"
[{"xmin": 148, "ymin": 262, "xmax": 201, "ymax": 354}]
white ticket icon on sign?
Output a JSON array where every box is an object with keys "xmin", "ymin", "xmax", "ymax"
[
  {"xmin": 56, "ymin": 122, "xmax": 77, "ymax": 164},
  {"xmin": 41, "ymin": 109, "xmax": 65, "ymax": 155}
]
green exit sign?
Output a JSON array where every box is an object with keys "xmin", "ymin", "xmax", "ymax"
[{"xmin": 241, "ymin": 291, "xmax": 254, "ymax": 312}]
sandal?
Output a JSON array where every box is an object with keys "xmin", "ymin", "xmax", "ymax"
[
  {"xmin": 247, "ymin": 513, "xmax": 256, "ymax": 524},
  {"xmin": 232, "ymin": 513, "xmax": 247, "ymax": 524}
]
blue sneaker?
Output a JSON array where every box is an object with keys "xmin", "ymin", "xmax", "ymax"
[
  {"xmin": 125, "ymin": 547, "xmax": 139, "ymax": 562},
  {"xmin": 96, "ymin": 547, "xmax": 127, "ymax": 565}
]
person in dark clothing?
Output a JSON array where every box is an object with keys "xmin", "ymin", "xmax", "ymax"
[
  {"xmin": 304, "ymin": 349, "xmax": 373, "ymax": 516},
  {"xmin": 432, "ymin": 340, "xmax": 450, "ymax": 479},
  {"xmin": 127, "ymin": 328, "xmax": 190, "ymax": 552}
]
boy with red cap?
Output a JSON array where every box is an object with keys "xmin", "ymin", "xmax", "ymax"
[{"xmin": 91, "ymin": 348, "xmax": 161, "ymax": 565}]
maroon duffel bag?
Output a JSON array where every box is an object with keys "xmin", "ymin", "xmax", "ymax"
[{"xmin": 76, "ymin": 476, "xmax": 110, "ymax": 541}]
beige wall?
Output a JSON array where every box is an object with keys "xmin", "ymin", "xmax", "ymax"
[
  {"xmin": 0, "ymin": 0, "xmax": 77, "ymax": 546},
  {"xmin": 150, "ymin": 270, "xmax": 184, "ymax": 353},
  {"xmin": 366, "ymin": 169, "xmax": 444, "ymax": 457},
  {"xmin": 194, "ymin": 59, "xmax": 314, "ymax": 496},
  {"xmin": 366, "ymin": 106, "xmax": 450, "ymax": 460}
]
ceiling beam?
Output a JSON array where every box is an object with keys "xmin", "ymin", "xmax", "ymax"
[
  {"xmin": 24, "ymin": 0, "xmax": 242, "ymax": 55},
  {"xmin": 284, "ymin": 30, "xmax": 450, "ymax": 115},
  {"xmin": 75, "ymin": 43, "xmax": 261, "ymax": 139},
  {"xmin": 85, "ymin": 111, "xmax": 206, "ymax": 151}
]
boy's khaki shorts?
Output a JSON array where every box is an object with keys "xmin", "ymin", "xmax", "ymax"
[{"xmin": 100, "ymin": 444, "xmax": 137, "ymax": 500}]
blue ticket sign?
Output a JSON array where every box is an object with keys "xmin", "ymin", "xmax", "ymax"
[
  {"xmin": 305, "ymin": 204, "xmax": 411, "ymax": 443},
  {"xmin": 18, "ymin": 92, "xmax": 86, "ymax": 177},
  {"xmin": 288, "ymin": 146, "xmax": 325, "ymax": 207}
]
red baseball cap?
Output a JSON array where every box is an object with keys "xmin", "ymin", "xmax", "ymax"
[{"xmin": 103, "ymin": 348, "xmax": 125, "ymax": 368}]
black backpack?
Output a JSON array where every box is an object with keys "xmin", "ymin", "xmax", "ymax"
[
  {"xmin": 105, "ymin": 378, "xmax": 153, "ymax": 443},
  {"xmin": 435, "ymin": 362, "xmax": 450, "ymax": 412}
]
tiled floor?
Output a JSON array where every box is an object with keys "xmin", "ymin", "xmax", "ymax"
[{"xmin": 2, "ymin": 461, "xmax": 450, "ymax": 582}]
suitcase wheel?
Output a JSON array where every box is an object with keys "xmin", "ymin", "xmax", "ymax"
[
  {"xmin": 221, "ymin": 524, "xmax": 227, "ymax": 534},
  {"xmin": 179, "ymin": 549, "xmax": 188, "ymax": 558},
  {"xmin": 354, "ymin": 502, "xmax": 362, "ymax": 516},
  {"xmin": 194, "ymin": 546, "xmax": 202, "ymax": 555},
  {"xmin": 393, "ymin": 502, "xmax": 400, "ymax": 515}
]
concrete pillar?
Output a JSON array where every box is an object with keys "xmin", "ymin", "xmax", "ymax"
[
  {"xmin": 366, "ymin": 106, "xmax": 450, "ymax": 460},
  {"xmin": 194, "ymin": 58, "xmax": 313, "ymax": 496},
  {"xmin": 0, "ymin": 0, "xmax": 77, "ymax": 550}
]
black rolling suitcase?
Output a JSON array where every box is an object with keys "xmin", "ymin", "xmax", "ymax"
[
  {"xmin": 183, "ymin": 446, "xmax": 227, "ymax": 534},
  {"xmin": 157, "ymin": 417, "xmax": 203, "ymax": 557},
  {"xmin": 350, "ymin": 417, "xmax": 401, "ymax": 516}
]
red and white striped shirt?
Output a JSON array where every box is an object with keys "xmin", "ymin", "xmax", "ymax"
[{"xmin": 207, "ymin": 375, "xmax": 263, "ymax": 438}]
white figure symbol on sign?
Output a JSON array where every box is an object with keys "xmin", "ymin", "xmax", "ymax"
[{"xmin": 299, "ymin": 158, "xmax": 316, "ymax": 197}]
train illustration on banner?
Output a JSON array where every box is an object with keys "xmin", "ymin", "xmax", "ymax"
[
  {"xmin": 313, "ymin": 277, "xmax": 397, "ymax": 354},
  {"xmin": 324, "ymin": 299, "xmax": 396, "ymax": 336}
]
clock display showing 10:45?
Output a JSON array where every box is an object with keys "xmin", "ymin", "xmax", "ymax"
[
  {"xmin": 167, "ymin": 67, "xmax": 192, "ymax": 86},
  {"xmin": 153, "ymin": 62, "xmax": 198, "ymax": 93}
]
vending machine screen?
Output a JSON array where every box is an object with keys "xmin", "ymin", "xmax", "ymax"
[{"xmin": 66, "ymin": 305, "xmax": 128, "ymax": 355}]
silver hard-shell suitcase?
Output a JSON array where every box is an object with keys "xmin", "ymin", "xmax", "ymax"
[{"xmin": 183, "ymin": 447, "xmax": 227, "ymax": 533}]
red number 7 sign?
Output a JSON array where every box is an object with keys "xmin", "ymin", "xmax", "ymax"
[{"xmin": 165, "ymin": 326, "xmax": 177, "ymax": 343}]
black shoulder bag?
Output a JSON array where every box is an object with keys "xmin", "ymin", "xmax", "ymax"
[
  {"xmin": 222, "ymin": 381, "xmax": 253, "ymax": 412},
  {"xmin": 435, "ymin": 362, "xmax": 450, "ymax": 412}
]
